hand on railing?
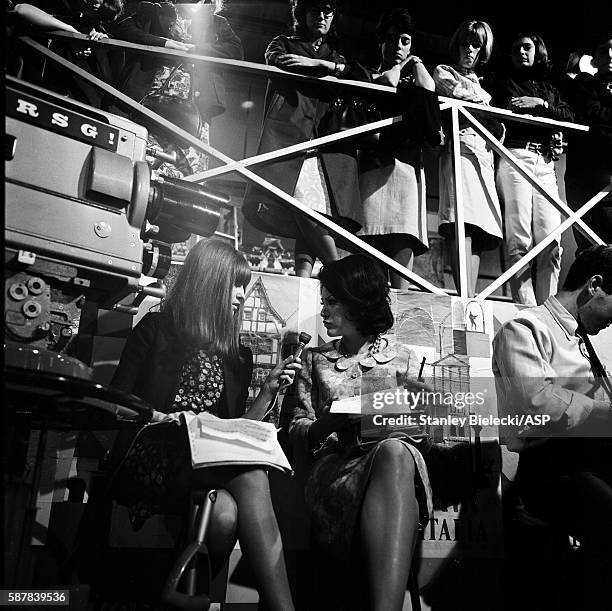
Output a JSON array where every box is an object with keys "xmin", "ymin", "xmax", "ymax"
[
  {"xmin": 508, "ymin": 96, "xmax": 546, "ymax": 112},
  {"xmin": 164, "ymin": 39, "xmax": 194, "ymax": 53},
  {"xmin": 87, "ymin": 29, "xmax": 108, "ymax": 42}
]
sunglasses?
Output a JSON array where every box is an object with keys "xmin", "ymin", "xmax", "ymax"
[{"xmin": 306, "ymin": 6, "xmax": 334, "ymax": 17}]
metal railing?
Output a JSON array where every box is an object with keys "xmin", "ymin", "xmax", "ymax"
[{"xmin": 16, "ymin": 31, "xmax": 609, "ymax": 300}]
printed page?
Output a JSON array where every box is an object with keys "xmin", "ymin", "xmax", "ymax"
[
  {"xmin": 183, "ymin": 412, "xmax": 292, "ymax": 472},
  {"xmin": 195, "ymin": 412, "xmax": 277, "ymax": 451}
]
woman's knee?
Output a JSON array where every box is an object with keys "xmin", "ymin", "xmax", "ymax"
[
  {"xmin": 210, "ymin": 490, "xmax": 238, "ymax": 538},
  {"xmin": 230, "ymin": 468, "xmax": 271, "ymax": 497},
  {"xmin": 371, "ymin": 440, "xmax": 416, "ymax": 482}
]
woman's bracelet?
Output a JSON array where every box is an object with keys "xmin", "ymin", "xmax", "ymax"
[{"xmin": 332, "ymin": 62, "xmax": 344, "ymax": 77}]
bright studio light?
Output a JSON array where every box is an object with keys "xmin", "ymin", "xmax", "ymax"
[{"xmin": 578, "ymin": 54, "xmax": 597, "ymax": 75}]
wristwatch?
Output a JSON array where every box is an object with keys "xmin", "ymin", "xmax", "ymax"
[{"xmin": 542, "ymin": 100, "xmax": 549, "ymax": 110}]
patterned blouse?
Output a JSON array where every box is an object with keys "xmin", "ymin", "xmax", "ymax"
[{"xmin": 170, "ymin": 349, "xmax": 224, "ymax": 414}]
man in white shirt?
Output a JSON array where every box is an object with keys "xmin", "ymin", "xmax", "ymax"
[{"xmin": 493, "ymin": 245, "xmax": 612, "ymax": 606}]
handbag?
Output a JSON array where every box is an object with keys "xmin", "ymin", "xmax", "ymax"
[
  {"xmin": 137, "ymin": 64, "xmax": 203, "ymax": 143},
  {"xmin": 320, "ymin": 96, "xmax": 383, "ymax": 147}
]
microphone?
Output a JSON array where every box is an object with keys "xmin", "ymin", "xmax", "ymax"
[
  {"xmin": 262, "ymin": 332, "xmax": 312, "ymax": 422},
  {"xmin": 291, "ymin": 331, "xmax": 312, "ymax": 362}
]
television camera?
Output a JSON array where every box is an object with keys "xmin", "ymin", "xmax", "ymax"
[{"xmin": 5, "ymin": 76, "xmax": 230, "ymax": 380}]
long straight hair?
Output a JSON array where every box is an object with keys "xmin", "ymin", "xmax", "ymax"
[{"xmin": 163, "ymin": 239, "xmax": 251, "ymax": 365}]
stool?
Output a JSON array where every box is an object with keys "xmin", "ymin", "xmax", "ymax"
[{"xmin": 162, "ymin": 489, "xmax": 218, "ymax": 611}]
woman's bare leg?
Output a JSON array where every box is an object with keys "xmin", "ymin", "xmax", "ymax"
[
  {"xmin": 294, "ymin": 236, "xmax": 315, "ymax": 278},
  {"xmin": 206, "ymin": 490, "xmax": 238, "ymax": 578},
  {"xmin": 295, "ymin": 216, "xmax": 339, "ymax": 271},
  {"xmin": 360, "ymin": 440, "xmax": 420, "ymax": 611},
  {"xmin": 470, "ymin": 248, "xmax": 481, "ymax": 297},
  {"xmin": 448, "ymin": 235, "xmax": 478, "ymax": 297},
  {"xmin": 362, "ymin": 235, "xmax": 414, "ymax": 289},
  {"xmin": 192, "ymin": 467, "xmax": 295, "ymax": 611},
  {"xmin": 386, "ymin": 235, "xmax": 415, "ymax": 290}
]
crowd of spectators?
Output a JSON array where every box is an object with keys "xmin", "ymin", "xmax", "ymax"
[{"xmin": 6, "ymin": 0, "xmax": 611, "ymax": 301}]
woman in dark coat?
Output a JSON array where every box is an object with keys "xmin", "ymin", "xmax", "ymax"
[
  {"xmin": 111, "ymin": 239, "xmax": 300, "ymax": 611},
  {"xmin": 243, "ymin": 0, "xmax": 369, "ymax": 278}
]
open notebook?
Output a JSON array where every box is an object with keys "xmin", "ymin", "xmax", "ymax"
[{"xmin": 182, "ymin": 412, "xmax": 292, "ymax": 473}]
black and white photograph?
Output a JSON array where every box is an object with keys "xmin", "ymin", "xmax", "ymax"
[{"xmin": 4, "ymin": 1, "xmax": 612, "ymax": 609}]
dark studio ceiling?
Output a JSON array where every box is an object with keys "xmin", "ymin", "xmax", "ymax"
[{"xmin": 222, "ymin": 0, "xmax": 611, "ymax": 70}]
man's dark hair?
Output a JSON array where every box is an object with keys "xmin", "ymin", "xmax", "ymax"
[{"xmin": 563, "ymin": 245, "xmax": 612, "ymax": 293}]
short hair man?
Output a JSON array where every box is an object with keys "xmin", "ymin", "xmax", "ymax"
[{"xmin": 493, "ymin": 245, "xmax": 612, "ymax": 605}]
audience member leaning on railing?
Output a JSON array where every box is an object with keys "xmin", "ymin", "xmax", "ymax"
[
  {"xmin": 566, "ymin": 31, "xmax": 612, "ymax": 251},
  {"xmin": 108, "ymin": 1, "xmax": 242, "ymax": 112},
  {"xmin": 110, "ymin": 1, "xmax": 243, "ymax": 186},
  {"xmin": 106, "ymin": 1, "xmax": 195, "ymax": 101},
  {"xmin": 488, "ymin": 32, "xmax": 575, "ymax": 306},
  {"xmin": 8, "ymin": 1, "xmax": 119, "ymax": 103},
  {"xmin": 433, "ymin": 20, "xmax": 504, "ymax": 298},
  {"xmin": 357, "ymin": 8, "xmax": 438, "ymax": 290},
  {"xmin": 243, "ymin": 0, "xmax": 371, "ymax": 279}
]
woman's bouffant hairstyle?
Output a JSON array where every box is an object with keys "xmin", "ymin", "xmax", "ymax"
[
  {"xmin": 512, "ymin": 31, "xmax": 550, "ymax": 68},
  {"xmin": 162, "ymin": 239, "xmax": 251, "ymax": 364},
  {"xmin": 375, "ymin": 8, "xmax": 415, "ymax": 42},
  {"xmin": 449, "ymin": 20, "xmax": 493, "ymax": 65},
  {"xmin": 319, "ymin": 254, "xmax": 394, "ymax": 336},
  {"xmin": 291, "ymin": 0, "xmax": 339, "ymax": 39}
]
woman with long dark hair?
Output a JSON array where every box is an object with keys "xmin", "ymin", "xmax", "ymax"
[
  {"xmin": 243, "ymin": 0, "xmax": 369, "ymax": 278},
  {"xmin": 288, "ymin": 254, "xmax": 432, "ymax": 610},
  {"xmin": 489, "ymin": 32, "xmax": 575, "ymax": 305},
  {"xmin": 111, "ymin": 239, "xmax": 299, "ymax": 611},
  {"xmin": 433, "ymin": 20, "xmax": 503, "ymax": 297}
]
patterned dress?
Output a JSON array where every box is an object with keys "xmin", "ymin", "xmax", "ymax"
[
  {"xmin": 114, "ymin": 350, "xmax": 224, "ymax": 529},
  {"xmin": 289, "ymin": 340, "xmax": 433, "ymax": 557}
]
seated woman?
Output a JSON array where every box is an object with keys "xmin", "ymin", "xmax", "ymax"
[
  {"xmin": 110, "ymin": 239, "xmax": 299, "ymax": 611},
  {"xmin": 359, "ymin": 8, "xmax": 437, "ymax": 289},
  {"xmin": 288, "ymin": 254, "xmax": 432, "ymax": 610}
]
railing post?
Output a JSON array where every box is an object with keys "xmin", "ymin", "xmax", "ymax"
[
  {"xmin": 476, "ymin": 182, "xmax": 612, "ymax": 301},
  {"xmin": 450, "ymin": 104, "xmax": 468, "ymax": 298}
]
